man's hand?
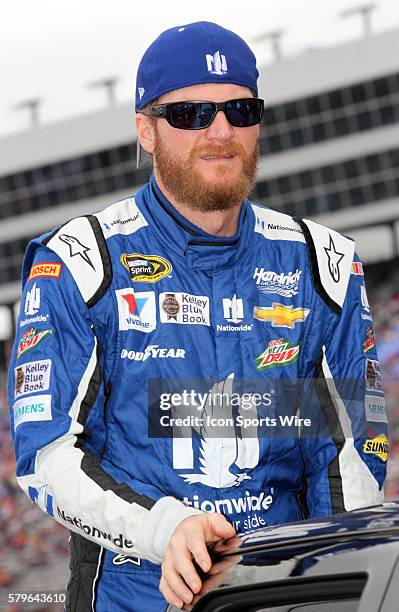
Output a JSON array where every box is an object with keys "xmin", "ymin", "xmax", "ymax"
[{"xmin": 159, "ymin": 513, "xmax": 236, "ymax": 608}]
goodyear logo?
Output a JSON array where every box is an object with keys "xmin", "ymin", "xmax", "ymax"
[
  {"xmin": 253, "ymin": 303, "xmax": 310, "ymax": 328},
  {"xmin": 120, "ymin": 253, "xmax": 172, "ymax": 283},
  {"xmin": 28, "ymin": 262, "xmax": 62, "ymax": 280},
  {"xmin": 363, "ymin": 433, "xmax": 388, "ymax": 462}
]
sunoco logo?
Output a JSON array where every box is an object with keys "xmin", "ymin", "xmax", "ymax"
[
  {"xmin": 120, "ymin": 253, "xmax": 172, "ymax": 283},
  {"xmin": 363, "ymin": 434, "xmax": 388, "ymax": 462}
]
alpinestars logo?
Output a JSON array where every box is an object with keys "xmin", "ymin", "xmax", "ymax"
[
  {"xmin": 324, "ymin": 235, "xmax": 344, "ymax": 283},
  {"xmin": 174, "ymin": 374, "xmax": 259, "ymax": 488},
  {"xmin": 206, "ymin": 51, "xmax": 228, "ymax": 75},
  {"xmin": 59, "ymin": 234, "xmax": 95, "ymax": 270}
]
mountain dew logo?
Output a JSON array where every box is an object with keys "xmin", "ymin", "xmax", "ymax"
[
  {"xmin": 256, "ymin": 338, "xmax": 300, "ymax": 370},
  {"xmin": 17, "ymin": 327, "xmax": 54, "ymax": 359}
]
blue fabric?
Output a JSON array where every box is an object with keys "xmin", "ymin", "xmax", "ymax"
[
  {"xmin": 135, "ymin": 21, "xmax": 259, "ymax": 110},
  {"xmin": 8, "ymin": 177, "xmax": 387, "ymax": 608}
]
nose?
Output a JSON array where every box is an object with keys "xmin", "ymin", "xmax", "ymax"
[{"xmin": 205, "ymin": 109, "xmax": 235, "ymax": 142}]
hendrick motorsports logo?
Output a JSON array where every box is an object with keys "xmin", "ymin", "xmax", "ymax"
[
  {"xmin": 256, "ymin": 338, "xmax": 300, "ymax": 370},
  {"xmin": 253, "ymin": 268, "xmax": 302, "ymax": 297},
  {"xmin": 120, "ymin": 253, "xmax": 172, "ymax": 283}
]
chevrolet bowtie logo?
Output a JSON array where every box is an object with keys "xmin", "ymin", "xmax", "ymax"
[{"xmin": 253, "ymin": 303, "xmax": 310, "ymax": 328}]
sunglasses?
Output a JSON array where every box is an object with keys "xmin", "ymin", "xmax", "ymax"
[{"xmin": 141, "ymin": 97, "xmax": 264, "ymax": 130}]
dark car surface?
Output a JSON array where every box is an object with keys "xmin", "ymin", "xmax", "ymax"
[{"xmin": 169, "ymin": 501, "xmax": 399, "ymax": 612}]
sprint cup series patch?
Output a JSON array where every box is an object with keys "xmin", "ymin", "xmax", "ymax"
[
  {"xmin": 17, "ymin": 328, "xmax": 54, "ymax": 359},
  {"xmin": 28, "ymin": 262, "xmax": 62, "ymax": 280},
  {"xmin": 120, "ymin": 253, "xmax": 172, "ymax": 283}
]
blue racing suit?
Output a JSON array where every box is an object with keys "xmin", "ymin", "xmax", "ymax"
[{"xmin": 8, "ymin": 176, "xmax": 387, "ymax": 611}]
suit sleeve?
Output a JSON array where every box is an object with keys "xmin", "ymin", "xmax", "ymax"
[
  {"xmin": 8, "ymin": 242, "xmax": 201, "ymax": 564},
  {"xmin": 301, "ymin": 254, "xmax": 387, "ymax": 516}
]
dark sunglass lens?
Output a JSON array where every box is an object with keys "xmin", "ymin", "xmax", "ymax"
[
  {"xmin": 226, "ymin": 99, "xmax": 263, "ymax": 127},
  {"xmin": 169, "ymin": 102, "xmax": 215, "ymax": 129}
]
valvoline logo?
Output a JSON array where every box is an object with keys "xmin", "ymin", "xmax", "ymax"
[{"xmin": 115, "ymin": 289, "xmax": 156, "ymax": 333}]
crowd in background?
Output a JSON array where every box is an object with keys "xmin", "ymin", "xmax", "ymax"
[{"xmin": 0, "ymin": 265, "xmax": 398, "ymax": 601}]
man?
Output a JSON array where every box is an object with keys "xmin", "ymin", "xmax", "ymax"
[{"xmin": 8, "ymin": 21, "xmax": 387, "ymax": 611}]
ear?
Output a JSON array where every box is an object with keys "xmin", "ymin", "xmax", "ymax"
[{"xmin": 136, "ymin": 114, "xmax": 156, "ymax": 154}]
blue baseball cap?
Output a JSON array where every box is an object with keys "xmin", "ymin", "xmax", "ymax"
[{"xmin": 135, "ymin": 21, "xmax": 259, "ymax": 111}]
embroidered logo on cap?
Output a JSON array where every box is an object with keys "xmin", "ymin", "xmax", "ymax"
[
  {"xmin": 206, "ymin": 51, "xmax": 228, "ymax": 75},
  {"xmin": 138, "ymin": 87, "xmax": 145, "ymax": 100}
]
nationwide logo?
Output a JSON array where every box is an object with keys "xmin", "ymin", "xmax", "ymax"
[
  {"xmin": 363, "ymin": 325, "xmax": 376, "ymax": 353},
  {"xmin": 217, "ymin": 295, "xmax": 253, "ymax": 332},
  {"xmin": 57, "ymin": 508, "xmax": 135, "ymax": 549},
  {"xmin": 363, "ymin": 433, "xmax": 388, "ymax": 462},
  {"xmin": 16, "ymin": 328, "xmax": 54, "ymax": 359},
  {"xmin": 206, "ymin": 50, "xmax": 228, "ymax": 75},
  {"xmin": 256, "ymin": 338, "xmax": 300, "ymax": 370},
  {"xmin": 28, "ymin": 262, "xmax": 62, "ymax": 281},
  {"xmin": 223, "ymin": 295, "xmax": 243, "ymax": 323},
  {"xmin": 352, "ymin": 262, "xmax": 364, "ymax": 276},
  {"xmin": 20, "ymin": 314, "xmax": 50, "ymax": 328},
  {"xmin": 103, "ymin": 212, "xmax": 140, "ymax": 231},
  {"xmin": 116, "ymin": 289, "xmax": 156, "ymax": 333},
  {"xmin": 253, "ymin": 268, "xmax": 302, "ymax": 297},
  {"xmin": 324, "ymin": 235, "xmax": 345, "ymax": 283},
  {"xmin": 267, "ymin": 223, "xmax": 302, "ymax": 235},
  {"xmin": 253, "ymin": 303, "xmax": 310, "ymax": 329},
  {"xmin": 360, "ymin": 285, "xmax": 372, "ymax": 321},
  {"xmin": 182, "ymin": 490, "xmax": 274, "ymax": 517},
  {"xmin": 160, "ymin": 292, "xmax": 210, "ymax": 326},
  {"xmin": 120, "ymin": 253, "xmax": 172, "ymax": 283},
  {"xmin": 24, "ymin": 283, "xmax": 41, "ymax": 316}
]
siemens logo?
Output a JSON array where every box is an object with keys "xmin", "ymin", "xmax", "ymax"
[{"xmin": 13, "ymin": 394, "xmax": 52, "ymax": 429}]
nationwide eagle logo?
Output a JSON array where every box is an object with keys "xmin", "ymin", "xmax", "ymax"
[{"xmin": 178, "ymin": 374, "xmax": 259, "ymax": 488}]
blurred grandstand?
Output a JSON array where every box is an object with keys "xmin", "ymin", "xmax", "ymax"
[{"xmin": 0, "ymin": 24, "xmax": 399, "ymax": 606}]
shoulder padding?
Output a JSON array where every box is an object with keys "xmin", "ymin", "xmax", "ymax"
[
  {"xmin": 43, "ymin": 215, "xmax": 112, "ymax": 308},
  {"xmin": 251, "ymin": 204, "xmax": 306, "ymax": 243},
  {"xmin": 296, "ymin": 217, "xmax": 355, "ymax": 313}
]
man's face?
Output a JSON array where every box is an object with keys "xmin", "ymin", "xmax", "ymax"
[{"xmin": 148, "ymin": 83, "xmax": 260, "ymax": 212}]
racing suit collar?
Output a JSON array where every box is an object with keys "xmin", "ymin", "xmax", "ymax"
[{"xmin": 135, "ymin": 175, "xmax": 254, "ymax": 270}]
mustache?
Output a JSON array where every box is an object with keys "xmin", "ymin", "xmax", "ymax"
[{"xmin": 190, "ymin": 142, "xmax": 246, "ymax": 159}]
